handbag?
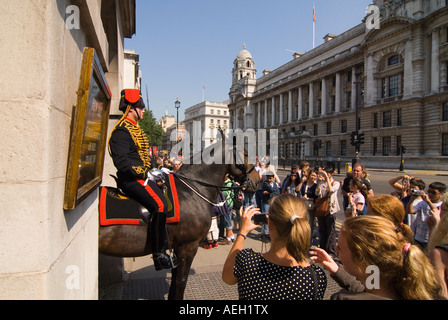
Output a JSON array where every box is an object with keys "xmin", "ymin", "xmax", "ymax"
[
  {"xmin": 314, "ymin": 181, "xmax": 335, "ymax": 218},
  {"xmin": 314, "ymin": 196, "xmax": 330, "ymax": 217}
]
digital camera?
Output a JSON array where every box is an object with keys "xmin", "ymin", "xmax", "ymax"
[
  {"xmin": 411, "ymin": 189, "xmax": 424, "ymax": 196},
  {"xmin": 253, "ymin": 214, "xmax": 268, "ymax": 225}
]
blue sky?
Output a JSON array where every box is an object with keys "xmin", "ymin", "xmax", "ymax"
[{"xmin": 125, "ymin": 0, "xmax": 373, "ymax": 121}]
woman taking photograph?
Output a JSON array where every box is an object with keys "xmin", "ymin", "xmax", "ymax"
[
  {"xmin": 316, "ymin": 167, "xmax": 340, "ymax": 256},
  {"xmin": 310, "ymin": 215, "xmax": 445, "ymax": 300},
  {"xmin": 222, "ymin": 194, "xmax": 327, "ymax": 300},
  {"xmin": 297, "ymin": 169, "xmax": 318, "ymax": 242}
]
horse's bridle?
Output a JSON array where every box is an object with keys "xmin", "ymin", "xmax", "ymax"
[
  {"xmin": 232, "ymin": 145, "xmax": 257, "ymax": 181},
  {"xmin": 171, "ymin": 148, "xmax": 256, "ymax": 207}
]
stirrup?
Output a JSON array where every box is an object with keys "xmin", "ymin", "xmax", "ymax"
[{"xmin": 153, "ymin": 252, "xmax": 181, "ymax": 271}]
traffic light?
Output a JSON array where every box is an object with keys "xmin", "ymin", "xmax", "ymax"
[
  {"xmin": 401, "ymin": 145, "xmax": 406, "ymax": 154},
  {"xmin": 358, "ymin": 133, "xmax": 365, "ymax": 145},
  {"xmin": 350, "ymin": 131, "xmax": 357, "ymax": 146}
]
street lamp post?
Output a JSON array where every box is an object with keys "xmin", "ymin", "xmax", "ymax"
[
  {"xmin": 175, "ymin": 98, "xmax": 180, "ymax": 156},
  {"xmin": 352, "ymin": 72, "xmax": 363, "ymax": 168}
]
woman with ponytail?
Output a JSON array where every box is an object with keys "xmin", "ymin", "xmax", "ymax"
[
  {"xmin": 311, "ymin": 215, "xmax": 445, "ymax": 300},
  {"xmin": 222, "ymin": 194, "xmax": 327, "ymax": 300},
  {"xmin": 367, "ymin": 194, "xmax": 414, "ymax": 243}
]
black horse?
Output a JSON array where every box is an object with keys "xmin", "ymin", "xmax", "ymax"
[{"xmin": 99, "ymin": 137, "xmax": 259, "ymax": 299}]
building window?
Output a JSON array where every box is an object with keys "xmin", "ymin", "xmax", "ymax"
[
  {"xmin": 443, "ymin": 133, "xmax": 448, "ymax": 156},
  {"xmin": 397, "ymin": 109, "xmax": 402, "ymax": 126},
  {"xmin": 326, "ymin": 141, "xmax": 332, "ymax": 156},
  {"xmin": 326, "ymin": 122, "xmax": 332, "ymax": 134},
  {"xmin": 313, "ymin": 124, "xmax": 318, "ymax": 136},
  {"xmin": 303, "ymin": 103, "xmax": 309, "ymax": 118},
  {"xmin": 373, "ymin": 113, "xmax": 378, "ymax": 128},
  {"xmin": 383, "ymin": 111, "xmax": 391, "ymax": 127},
  {"xmin": 378, "ymin": 54, "xmax": 403, "ymax": 100},
  {"xmin": 340, "ymin": 140, "xmax": 347, "ymax": 156},
  {"xmin": 443, "ymin": 103, "xmax": 448, "ymax": 121},
  {"xmin": 389, "ymin": 74, "xmax": 400, "ymax": 97},
  {"xmin": 346, "ymin": 92, "xmax": 352, "ymax": 109},
  {"xmin": 388, "ymin": 55, "xmax": 399, "ymax": 66},
  {"xmin": 341, "ymin": 120, "xmax": 347, "ymax": 133},
  {"xmin": 217, "ymin": 110, "xmax": 220, "ymax": 115},
  {"xmin": 373, "ymin": 137, "xmax": 377, "ymax": 156},
  {"xmin": 381, "ymin": 78, "xmax": 387, "ymax": 98},
  {"xmin": 382, "ymin": 136, "xmax": 391, "ymax": 156},
  {"xmin": 211, "ymin": 109, "xmax": 214, "ymax": 114}
]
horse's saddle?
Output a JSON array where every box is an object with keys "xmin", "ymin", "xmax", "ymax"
[{"xmin": 99, "ymin": 173, "xmax": 180, "ymax": 226}]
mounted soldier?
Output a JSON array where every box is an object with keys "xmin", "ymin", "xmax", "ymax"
[{"xmin": 107, "ymin": 89, "xmax": 179, "ymax": 270}]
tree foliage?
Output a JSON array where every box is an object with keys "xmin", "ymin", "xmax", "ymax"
[{"xmin": 140, "ymin": 109, "xmax": 163, "ymax": 148}]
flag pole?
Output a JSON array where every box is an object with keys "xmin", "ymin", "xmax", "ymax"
[
  {"xmin": 202, "ymin": 84, "xmax": 205, "ymax": 102},
  {"xmin": 145, "ymin": 84, "xmax": 155, "ymax": 167},
  {"xmin": 313, "ymin": 3, "xmax": 316, "ymax": 49}
]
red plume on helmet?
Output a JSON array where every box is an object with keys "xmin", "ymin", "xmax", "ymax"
[{"xmin": 119, "ymin": 89, "xmax": 145, "ymax": 112}]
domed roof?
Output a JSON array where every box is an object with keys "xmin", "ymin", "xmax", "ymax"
[{"xmin": 236, "ymin": 44, "xmax": 252, "ymax": 60}]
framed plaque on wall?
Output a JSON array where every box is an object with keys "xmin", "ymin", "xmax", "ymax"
[{"xmin": 64, "ymin": 47, "xmax": 111, "ymax": 210}]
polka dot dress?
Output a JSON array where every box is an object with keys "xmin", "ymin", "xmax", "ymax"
[{"xmin": 234, "ymin": 248, "xmax": 327, "ymax": 300}]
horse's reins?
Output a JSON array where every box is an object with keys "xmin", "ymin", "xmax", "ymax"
[
  {"xmin": 172, "ymin": 159, "xmax": 255, "ymax": 207},
  {"xmin": 174, "ymin": 174, "xmax": 229, "ymax": 207}
]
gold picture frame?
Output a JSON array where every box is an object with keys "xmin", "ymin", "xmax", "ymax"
[{"xmin": 64, "ymin": 48, "xmax": 111, "ymax": 210}]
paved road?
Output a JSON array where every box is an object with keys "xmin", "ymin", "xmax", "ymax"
[{"xmin": 103, "ymin": 167, "xmax": 448, "ymax": 300}]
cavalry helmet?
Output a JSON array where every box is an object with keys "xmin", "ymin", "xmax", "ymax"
[{"xmin": 119, "ymin": 89, "xmax": 145, "ymax": 112}]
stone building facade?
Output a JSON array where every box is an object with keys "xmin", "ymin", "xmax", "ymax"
[
  {"xmin": 184, "ymin": 100, "xmax": 230, "ymax": 150},
  {"xmin": 228, "ymin": 0, "xmax": 448, "ymax": 170},
  {"xmin": 0, "ymin": 0, "xmax": 136, "ymax": 299}
]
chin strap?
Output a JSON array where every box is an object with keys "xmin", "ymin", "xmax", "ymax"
[{"xmin": 133, "ymin": 106, "xmax": 142, "ymax": 121}]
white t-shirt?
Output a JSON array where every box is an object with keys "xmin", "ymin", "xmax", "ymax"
[{"xmin": 348, "ymin": 192, "xmax": 365, "ymax": 212}]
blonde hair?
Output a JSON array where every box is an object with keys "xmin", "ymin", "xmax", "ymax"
[
  {"xmin": 367, "ymin": 194, "xmax": 414, "ymax": 243},
  {"xmin": 342, "ymin": 215, "xmax": 444, "ymax": 300},
  {"xmin": 441, "ymin": 192, "xmax": 448, "ymax": 213},
  {"xmin": 268, "ymin": 194, "xmax": 310, "ymax": 263}
]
